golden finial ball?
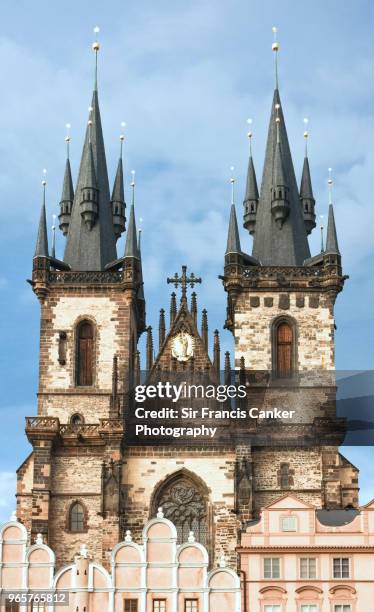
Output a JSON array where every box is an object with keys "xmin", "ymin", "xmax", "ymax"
[
  {"xmin": 92, "ymin": 41, "xmax": 100, "ymax": 52},
  {"xmin": 42, "ymin": 180, "xmax": 46, "ymax": 186},
  {"xmin": 272, "ymin": 42, "xmax": 279, "ymax": 52},
  {"xmin": 247, "ymin": 131, "xmax": 253, "ymax": 138},
  {"xmin": 275, "ymin": 117, "xmax": 281, "ymax": 123},
  {"xmin": 65, "ymin": 135, "xmax": 71, "ymax": 143},
  {"xmin": 304, "ymin": 131, "xmax": 309, "ymax": 138},
  {"xmin": 88, "ymin": 119, "xmax": 93, "ymax": 127},
  {"xmin": 120, "ymin": 134, "xmax": 125, "ymax": 141}
]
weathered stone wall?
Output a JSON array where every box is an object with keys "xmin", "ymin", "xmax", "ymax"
[
  {"xmin": 252, "ymin": 447, "xmax": 323, "ymax": 513},
  {"xmin": 122, "ymin": 446, "xmax": 237, "ymax": 567},
  {"xmin": 234, "ymin": 291, "xmax": 335, "ymax": 370},
  {"xmin": 37, "ymin": 285, "xmax": 134, "ymax": 423}
]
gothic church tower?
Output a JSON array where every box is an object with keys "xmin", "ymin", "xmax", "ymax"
[
  {"xmin": 222, "ymin": 43, "xmax": 359, "ymax": 516},
  {"xmin": 17, "ymin": 51, "xmax": 146, "ymax": 567}
]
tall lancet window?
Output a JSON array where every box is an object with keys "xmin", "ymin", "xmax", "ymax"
[
  {"xmin": 76, "ymin": 321, "xmax": 95, "ymax": 386},
  {"xmin": 273, "ymin": 318, "xmax": 296, "ymax": 378}
]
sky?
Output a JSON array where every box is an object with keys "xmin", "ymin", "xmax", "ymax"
[{"xmin": 0, "ymin": 0, "xmax": 374, "ymax": 523}]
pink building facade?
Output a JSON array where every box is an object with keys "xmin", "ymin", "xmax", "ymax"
[
  {"xmin": 239, "ymin": 494, "xmax": 374, "ymax": 612},
  {"xmin": 0, "ymin": 509, "xmax": 240, "ymax": 612}
]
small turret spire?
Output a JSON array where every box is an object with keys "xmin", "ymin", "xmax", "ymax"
[
  {"xmin": 124, "ymin": 173, "xmax": 139, "ymax": 259},
  {"xmin": 191, "ymin": 292, "xmax": 197, "ymax": 322},
  {"xmin": 243, "ymin": 119, "xmax": 259, "ymax": 235},
  {"xmin": 271, "ymin": 105, "xmax": 290, "ymax": 228},
  {"xmin": 300, "ymin": 118, "xmax": 316, "ymax": 235},
  {"xmin": 159, "ymin": 309, "xmax": 166, "ymax": 349},
  {"xmin": 34, "ymin": 171, "xmax": 49, "ymax": 258},
  {"xmin": 201, "ymin": 309, "xmax": 208, "ymax": 351},
  {"xmin": 213, "ymin": 329, "xmax": 220, "ymax": 381},
  {"xmin": 170, "ymin": 292, "xmax": 177, "ymax": 325},
  {"xmin": 80, "ymin": 142, "xmax": 98, "ymax": 230},
  {"xmin": 224, "ymin": 351, "xmax": 231, "ymax": 387},
  {"xmin": 51, "ymin": 214, "xmax": 56, "ymax": 259},
  {"xmin": 59, "ymin": 124, "xmax": 75, "ymax": 236},
  {"xmin": 325, "ymin": 169, "xmax": 340, "ymax": 254},
  {"xmin": 111, "ymin": 123, "xmax": 126, "ymax": 240},
  {"xmin": 226, "ymin": 169, "xmax": 242, "ymax": 255}
]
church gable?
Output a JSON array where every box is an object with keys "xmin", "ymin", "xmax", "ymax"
[
  {"xmin": 150, "ymin": 303, "xmax": 213, "ymax": 375},
  {"xmin": 142, "ymin": 266, "xmax": 223, "ymax": 383},
  {"xmin": 264, "ymin": 494, "xmax": 315, "ymax": 510}
]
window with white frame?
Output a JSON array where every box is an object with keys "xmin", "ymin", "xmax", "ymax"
[
  {"xmin": 264, "ymin": 557, "xmax": 280, "ymax": 579},
  {"xmin": 281, "ymin": 516, "xmax": 297, "ymax": 531},
  {"xmin": 300, "ymin": 557, "xmax": 317, "ymax": 579},
  {"xmin": 334, "ymin": 606, "xmax": 352, "ymax": 612},
  {"xmin": 153, "ymin": 601, "xmax": 166, "ymax": 612},
  {"xmin": 333, "ymin": 557, "xmax": 350, "ymax": 578},
  {"xmin": 264, "ymin": 606, "xmax": 281, "ymax": 612},
  {"xmin": 301, "ymin": 605, "xmax": 317, "ymax": 612}
]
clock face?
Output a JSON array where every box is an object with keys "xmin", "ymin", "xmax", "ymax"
[{"xmin": 171, "ymin": 331, "xmax": 194, "ymax": 362}]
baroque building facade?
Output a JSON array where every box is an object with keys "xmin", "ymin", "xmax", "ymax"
[{"xmin": 9, "ymin": 36, "xmax": 364, "ymax": 609}]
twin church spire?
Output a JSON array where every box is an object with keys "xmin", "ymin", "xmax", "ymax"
[
  {"xmin": 34, "ymin": 31, "xmax": 132, "ymax": 272},
  {"xmin": 235, "ymin": 30, "xmax": 340, "ymax": 267}
]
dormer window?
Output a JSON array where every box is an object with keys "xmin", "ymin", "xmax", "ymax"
[{"xmin": 281, "ymin": 516, "xmax": 297, "ymax": 531}]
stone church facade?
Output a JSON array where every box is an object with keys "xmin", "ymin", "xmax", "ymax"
[{"xmin": 14, "ymin": 35, "xmax": 360, "ymax": 587}]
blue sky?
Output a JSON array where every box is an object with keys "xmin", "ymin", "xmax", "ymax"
[{"xmin": 0, "ymin": 0, "xmax": 374, "ymax": 522}]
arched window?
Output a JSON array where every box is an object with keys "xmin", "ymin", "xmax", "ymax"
[
  {"xmin": 280, "ymin": 464, "xmax": 290, "ymax": 489},
  {"xmin": 273, "ymin": 318, "xmax": 296, "ymax": 378},
  {"xmin": 70, "ymin": 413, "xmax": 84, "ymax": 430},
  {"xmin": 69, "ymin": 502, "xmax": 85, "ymax": 532},
  {"xmin": 76, "ymin": 321, "xmax": 94, "ymax": 386},
  {"xmin": 152, "ymin": 472, "xmax": 210, "ymax": 548}
]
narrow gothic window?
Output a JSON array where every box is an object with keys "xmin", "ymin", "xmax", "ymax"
[
  {"xmin": 280, "ymin": 464, "xmax": 290, "ymax": 488},
  {"xmin": 76, "ymin": 321, "xmax": 94, "ymax": 386},
  {"xmin": 276, "ymin": 321, "xmax": 293, "ymax": 377},
  {"xmin": 69, "ymin": 502, "xmax": 85, "ymax": 532}
]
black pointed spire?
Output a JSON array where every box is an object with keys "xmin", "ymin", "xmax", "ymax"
[
  {"xmin": 252, "ymin": 90, "xmax": 310, "ymax": 265},
  {"xmin": 58, "ymin": 158, "xmax": 74, "ymax": 236},
  {"xmin": 224, "ymin": 351, "xmax": 231, "ymax": 386},
  {"xmin": 124, "ymin": 204, "xmax": 139, "ymax": 258},
  {"xmin": 80, "ymin": 143, "xmax": 99, "ymax": 230},
  {"xmin": 300, "ymin": 127, "xmax": 316, "ymax": 235},
  {"xmin": 201, "ymin": 309, "xmax": 208, "ymax": 352},
  {"xmin": 226, "ymin": 205, "xmax": 241, "ymax": 255},
  {"xmin": 159, "ymin": 309, "xmax": 166, "ymax": 349},
  {"xmin": 213, "ymin": 329, "xmax": 220, "ymax": 382},
  {"xmin": 34, "ymin": 183, "xmax": 49, "ymax": 258},
  {"xmin": 243, "ymin": 151, "xmax": 259, "ymax": 235},
  {"xmin": 170, "ymin": 292, "xmax": 177, "ymax": 326},
  {"xmin": 191, "ymin": 292, "xmax": 197, "ymax": 322},
  {"xmin": 63, "ymin": 86, "xmax": 117, "ymax": 270},
  {"xmin": 325, "ymin": 204, "xmax": 340, "ymax": 254},
  {"xmin": 111, "ymin": 155, "xmax": 126, "ymax": 240}
]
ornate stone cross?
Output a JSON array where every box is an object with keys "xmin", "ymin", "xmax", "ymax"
[{"xmin": 167, "ymin": 265, "xmax": 202, "ymax": 302}]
